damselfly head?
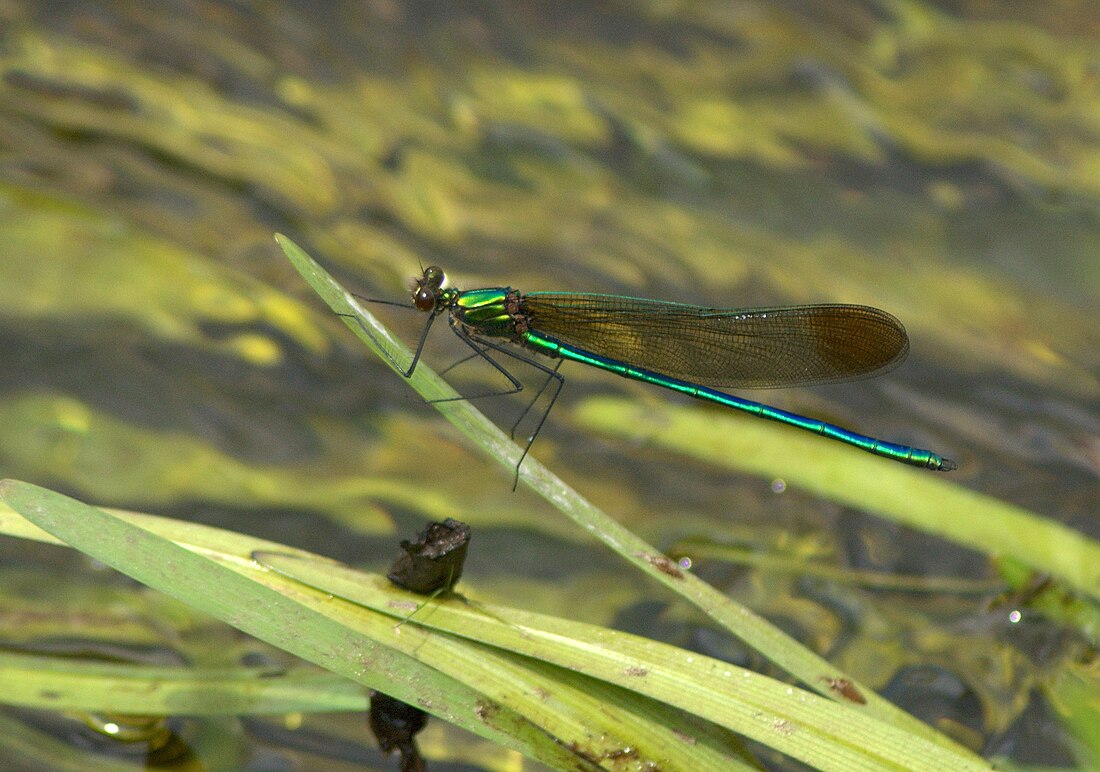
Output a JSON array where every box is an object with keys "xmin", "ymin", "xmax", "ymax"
[{"xmin": 412, "ymin": 266, "xmax": 446, "ymax": 311}]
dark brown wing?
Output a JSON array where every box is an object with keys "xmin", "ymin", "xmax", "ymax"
[{"xmin": 522, "ymin": 293, "xmax": 909, "ymax": 388}]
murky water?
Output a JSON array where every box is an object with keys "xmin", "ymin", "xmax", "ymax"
[{"xmin": 0, "ymin": 1, "xmax": 1097, "ymax": 768}]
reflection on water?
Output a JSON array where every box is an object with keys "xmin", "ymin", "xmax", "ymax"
[{"xmin": 0, "ymin": 1, "xmax": 1097, "ymax": 768}]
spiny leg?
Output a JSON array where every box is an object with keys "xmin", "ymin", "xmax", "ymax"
[
  {"xmin": 421, "ymin": 321, "xmax": 526, "ymax": 405},
  {"xmin": 436, "ymin": 328, "xmax": 564, "ymax": 440},
  {"xmin": 437, "ymin": 350, "xmax": 482, "ymax": 377},
  {"xmin": 447, "ymin": 329, "xmax": 565, "ymax": 489},
  {"xmin": 337, "ymin": 294, "xmax": 439, "ymax": 378},
  {"xmin": 509, "ymin": 359, "xmax": 564, "ymax": 440},
  {"xmin": 510, "ymin": 361, "xmax": 564, "ymax": 490},
  {"xmin": 339, "ymin": 297, "xmax": 564, "ymax": 489}
]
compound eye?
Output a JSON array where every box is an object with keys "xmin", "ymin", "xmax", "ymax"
[
  {"xmin": 413, "ymin": 286, "xmax": 437, "ymax": 311},
  {"xmin": 423, "ymin": 266, "xmax": 445, "ymax": 288}
]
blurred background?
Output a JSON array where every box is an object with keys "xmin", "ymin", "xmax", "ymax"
[{"xmin": 0, "ymin": 1, "xmax": 1097, "ymax": 769}]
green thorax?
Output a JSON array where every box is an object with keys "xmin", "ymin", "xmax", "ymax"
[{"xmin": 452, "ymin": 287, "xmax": 518, "ymax": 338}]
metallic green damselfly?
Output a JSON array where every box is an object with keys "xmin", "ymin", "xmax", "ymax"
[{"xmin": 351, "ymin": 266, "xmax": 956, "ymax": 482}]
